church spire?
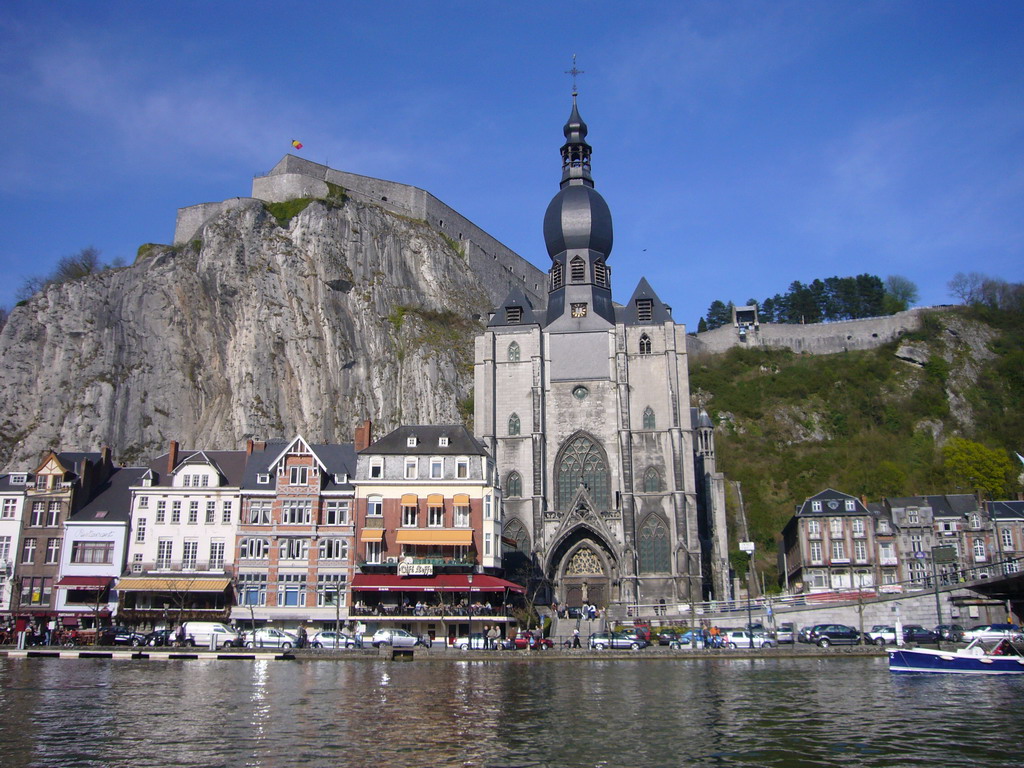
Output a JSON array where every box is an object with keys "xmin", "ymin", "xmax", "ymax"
[{"xmin": 560, "ymin": 56, "xmax": 592, "ymax": 188}]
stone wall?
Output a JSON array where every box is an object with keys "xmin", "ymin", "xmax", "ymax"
[{"xmin": 687, "ymin": 307, "xmax": 936, "ymax": 358}]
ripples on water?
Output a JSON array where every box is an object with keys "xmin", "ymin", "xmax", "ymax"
[{"xmin": 1, "ymin": 655, "xmax": 1022, "ymax": 768}]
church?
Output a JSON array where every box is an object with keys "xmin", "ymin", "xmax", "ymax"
[{"xmin": 474, "ymin": 91, "xmax": 730, "ymax": 612}]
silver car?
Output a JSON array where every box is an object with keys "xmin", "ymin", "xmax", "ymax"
[
  {"xmin": 245, "ymin": 628, "xmax": 298, "ymax": 649},
  {"xmin": 371, "ymin": 628, "xmax": 418, "ymax": 648}
]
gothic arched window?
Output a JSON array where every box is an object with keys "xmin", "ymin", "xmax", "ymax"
[
  {"xmin": 508, "ymin": 413, "xmax": 521, "ymax": 436},
  {"xmin": 555, "ymin": 434, "xmax": 611, "ymax": 510},
  {"xmin": 642, "ymin": 406, "xmax": 656, "ymax": 430},
  {"xmin": 638, "ymin": 516, "xmax": 671, "ymax": 573},
  {"xmin": 643, "ymin": 467, "xmax": 661, "ymax": 493},
  {"xmin": 570, "ymin": 256, "xmax": 586, "ymax": 283},
  {"xmin": 506, "ymin": 471, "xmax": 522, "ymax": 498},
  {"xmin": 639, "ymin": 334, "xmax": 652, "ymax": 355},
  {"xmin": 508, "ymin": 341, "xmax": 520, "ymax": 362},
  {"xmin": 502, "ymin": 519, "xmax": 530, "ymax": 553}
]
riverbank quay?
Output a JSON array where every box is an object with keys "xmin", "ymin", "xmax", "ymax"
[{"xmin": 0, "ymin": 643, "xmax": 895, "ymax": 662}]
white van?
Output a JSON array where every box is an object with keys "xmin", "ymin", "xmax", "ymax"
[{"xmin": 181, "ymin": 622, "xmax": 243, "ymax": 649}]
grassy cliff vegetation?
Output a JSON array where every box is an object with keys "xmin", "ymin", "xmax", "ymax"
[{"xmin": 689, "ymin": 302, "xmax": 1024, "ymax": 581}]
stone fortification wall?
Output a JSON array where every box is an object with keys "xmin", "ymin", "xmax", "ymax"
[
  {"xmin": 687, "ymin": 307, "xmax": 933, "ymax": 358},
  {"xmin": 176, "ymin": 155, "xmax": 547, "ymax": 308},
  {"xmin": 174, "ymin": 198, "xmax": 260, "ymax": 246}
]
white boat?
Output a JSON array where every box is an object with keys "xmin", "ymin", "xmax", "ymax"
[{"xmin": 888, "ymin": 638, "xmax": 1024, "ymax": 675}]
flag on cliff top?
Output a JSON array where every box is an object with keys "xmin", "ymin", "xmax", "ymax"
[{"xmin": 291, "ymin": 139, "xmax": 303, "ymax": 150}]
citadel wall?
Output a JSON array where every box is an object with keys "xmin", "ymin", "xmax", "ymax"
[{"xmin": 174, "ymin": 155, "xmax": 547, "ymax": 307}]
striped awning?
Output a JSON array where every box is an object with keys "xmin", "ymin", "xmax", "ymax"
[
  {"xmin": 360, "ymin": 529, "xmax": 385, "ymax": 542},
  {"xmin": 394, "ymin": 529, "xmax": 474, "ymax": 546},
  {"xmin": 115, "ymin": 576, "xmax": 232, "ymax": 593}
]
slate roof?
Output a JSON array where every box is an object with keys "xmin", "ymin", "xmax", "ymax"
[
  {"xmin": 487, "ymin": 286, "xmax": 542, "ymax": 327},
  {"xmin": 144, "ymin": 449, "xmax": 252, "ymax": 487},
  {"xmin": 361, "ymin": 425, "xmax": 487, "ymax": 457},
  {"xmin": 794, "ymin": 488, "xmax": 870, "ymax": 516},
  {"xmin": 616, "ymin": 277, "xmax": 673, "ymax": 325},
  {"xmin": 70, "ymin": 467, "xmax": 148, "ymax": 523},
  {"xmin": 240, "ymin": 439, "xmax": 356, "ymax": 491},
  {"xmin": 987, "ymin": 500, "xmax": 1024, "ymax": 521}
]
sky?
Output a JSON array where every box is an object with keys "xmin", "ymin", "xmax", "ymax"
[{"xmin": 1, "ymin": 1, "xmax": 1022, "ymax": 326}]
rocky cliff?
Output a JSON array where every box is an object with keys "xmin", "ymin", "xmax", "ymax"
[{"xmin": 0, "ymin": 196, "xmax": 506, "ymax": 469}]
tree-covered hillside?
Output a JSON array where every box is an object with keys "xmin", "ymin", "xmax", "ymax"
[{"xmin": 689, "ymin": 297, "xmax": 1024, "ymax": 586}]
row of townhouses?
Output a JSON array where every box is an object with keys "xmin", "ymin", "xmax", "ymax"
[
  {"xmin": 0, "ymin": 423, "xmax": 523, "ymax": 644},
  {"xmin": 780, "ymin": 488, "xmax": 1024, "ymax": 594}
]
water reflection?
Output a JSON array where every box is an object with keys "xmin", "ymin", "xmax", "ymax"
[{"xmin": 1, "ymin": 656, "xmax": 1023, "ymax": 768}]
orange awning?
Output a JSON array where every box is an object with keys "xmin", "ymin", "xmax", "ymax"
[
  {"xmin": 426, "ymin": 493, "xmax": 444, "ymax": 506},
  {"xmin": 453, "ymin": 493, "xmax": 470, "ymax": 505},
  {"xmin": 394, "ymin": 530, "xmax": 474, "ymax": 546},
  {"xmin": 401, "ymin": 493, "xmax": 418, "ymax": 505},
  {"xmin": 360, "ymin": 529, "xmax": 385, "ymax": 542}
]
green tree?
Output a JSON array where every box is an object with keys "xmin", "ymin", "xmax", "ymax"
[
  {"xmin": 941, "ymin": 437, "xmax": 1014, "ymax": 498},
  {"xmin": 705, "ymin": 300, "xmax": 731, "ymax": 330},
  {"xmin": 697, "ymin": 316, "xmax": 708, "ymax": 333},
  {"xmin": 883, "ymin": 275, "xmax": 919, "ymax": 313}
]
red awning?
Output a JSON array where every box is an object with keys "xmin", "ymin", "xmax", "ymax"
[
  {"xmin": 351, "ymin": 574, "xmax": 525, "ymax": 594},
  {"xmin": 56, "ymin": 576, "xmax": 114, "ymax": 588}
]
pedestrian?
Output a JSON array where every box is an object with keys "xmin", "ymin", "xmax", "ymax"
[
  {"xmin": 297, "ymin": 625, "xmax": 308, "ymax": 649},
  {"xmin": 487, "ymin": 625, "xmax": 499, "ymax": 650},
  {"xmin": 572, "ymin": 628, "xmax": 581, "ymax": 648}
]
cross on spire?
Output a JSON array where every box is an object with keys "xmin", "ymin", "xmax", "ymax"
[{"xmin": 565, "ymin": 54, "xmax": 584, "ymax": 97}]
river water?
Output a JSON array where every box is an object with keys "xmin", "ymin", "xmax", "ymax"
[{"xmin": 1, "ymin": 655, "xmax": 1021, "ymax": 767}]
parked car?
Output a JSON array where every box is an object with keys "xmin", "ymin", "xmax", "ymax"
[
  {"xmin": 867, "ymin": 626, "xmax": 898, "ymax": 646},
  {"xmin": 453, "ymin": 632, "xmax": 513, "ymax": 650},
  {"xmin": 371, "ymin": 628, "xmax": 418, "ymax": 648},
  {"xmin": 902, "ymin": 625, "xmax": 940, "ymax": 643},
  {"xmin": 310, "ymin": 631, "xmax": 357, "ymax": 649},
  {"xmin": 245, "ymin": 628, "xmax": 298, "ymax": 649},
  {"xmin": 589, "ymin": 632, "xmax": 649, "ymax": 650},
  {"xmin": 797, "ymin": 626, "xmax": 815, "ymax": 644},
  {"xmin": 143, "ymin": 629, "xmax": 175, "ymax": 647},
  {"xmin": 806, "ymin": 624, "xmax": 863, "ymax": 647},
  {"xmin": 182, "ymin": 621, "xmax": 244, "ymax": 649},
  {"xmin": 668, "ymin": 630, "xmax": 701, "ymax": 648},
  {"xmin": 774, "ymin": 623, "xmax": 795, "ymax": 644},
  {"xmin": 961, "ymin": 623, "xmax": 1024, "ymax": 643},
  {"xmin": 99, "ymin": 626, "xmax": 146, "ymax": 647},
  {"xmin": 724, "ymin": 630, "xmax": 775, "ymax": 649},
  {"xmin": 512, "ymin": 631, "xmax": 553, "ymax": 650},
  {"xmin": 934, "ymin": 624, "xmax": 965, "ymax": 642}
]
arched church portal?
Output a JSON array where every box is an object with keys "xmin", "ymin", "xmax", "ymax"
[{"xmin": 551, "ymin": 531, "xmax": 616, "ymax": 610}]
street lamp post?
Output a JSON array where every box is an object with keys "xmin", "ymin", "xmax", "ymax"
[
  {"xmin": 467, "ymin": 572, "xmax": 475, "ymax": 649},
  {"xmin": 740, "ymin": 541, "xmax": 755, "ymax": 645}
]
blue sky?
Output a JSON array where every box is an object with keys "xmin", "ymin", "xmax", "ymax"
[{"xmin": 2, "ymin": 1, "xmax": 1022, "ymax": 326}]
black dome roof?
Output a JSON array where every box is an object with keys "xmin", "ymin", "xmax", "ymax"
[{"xmin": 543, "ymin": 184, "xmax": 613, "ymax": 258}]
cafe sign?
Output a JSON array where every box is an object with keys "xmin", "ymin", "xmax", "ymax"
[{"xmin": 398, "ymin": 562, "xmax": 434, "ymax": 577}]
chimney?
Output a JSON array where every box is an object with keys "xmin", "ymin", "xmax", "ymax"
[
  {"xmin": 354, "ymin": 419, "xmax": 372, "ymax": 452},
  {"xmin": 167, "ymin": 441, "xmax": 179, "ymax": 476},
  {"xmin": 246, "ymin": 439, "xmax": 254, "ymax": 456}
]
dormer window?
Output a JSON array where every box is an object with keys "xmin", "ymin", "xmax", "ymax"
[
  {"xmin": 506, "ymin": 307, "xmax": 522, "ymax": 324},
  {"xmin": 406, "ymin": 436, "xmax": 418, "ymax": 448},
  {"xmin": 637, "ymin": 298, "xmax": 653, "ymax": 323},
  {"xmin": 369, "ymin": 459, "xmax": 383, "ymax": 479},
  {"xmin": 257, "ymin": 473, "xmax": 270, "ymax": 484},
  {"xmin": 438, "ymin": 436, "xmax": 449, "ymax": 447},
  {"xmin": 570, "ymin": 256, "xmax": 585, "ymax": 283},
  {"xmin": 10, "ymin": 474, "xmax": 26, "ymax": 485},
  {"xmin": 333, "ymin": 473, "xmax": 348, "ymax": 484}
]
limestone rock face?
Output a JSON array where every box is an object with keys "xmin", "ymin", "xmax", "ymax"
[{"xmin": 0, "ymin": 198, "xmax": 497, "ymax": 469}]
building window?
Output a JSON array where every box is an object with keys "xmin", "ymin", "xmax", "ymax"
[
  {"xmin": 21, "ymin": 538, "xmax": 36, "ymax": 564},
  {"xmin": 638, "ymin": 334, "xmax": 652, "ymax": 355},
  {"xmin": 506, "ymin": 306, "xmax": 522, "ymax": 324},
  {"xmin": 367, "ymin": 496, "xmax": 383, "ymax": 517},
  {"xmin": 484, "ymin": 532, "xmax": 492, "ymax": 556},
  {"xmin": 508, "ymin": 413, "xmax": 521, "ymax": 436},
  {"xmin": 570, "ymin": 256, "xmax": 585, "ymax": 282},
  {"xmin": 35, "ymin": 475, "xmax": 48, "ymax": 490},
  {"xmin": 973, "ymin": 538, "xmax": 986, "ymax": 561},
  {"xmin": 454, "ymin": 505, "xmax": 470, "ymax": 527},
  {"xmin": 879, "ymin": 541, "xmax": 896, "ymax": 564},
  {"xmin": 257, "ymin": 473, "xmax": 270, "ymax": 485},
  {"xmin": 137, "ymin": 496, "xmax": 149, "ymax": 509},
  {"xmin": 22, "ymin": 577, "xmax": 52, "ymax": 606},
  {"xmin": 852, "ymin": 519, "xmax": 865, "ymax": 537},
  {"xmin": 831, "ymin": 540, "xmax": 847, "ymax": 561},
  {"xmin": 319, "ymin": 539, "xmax": 348, "ymax": 561},
  {"xmin": 854, "ymin": 540, "xmax": 868, "ymax": 563},
  {"xmin": 240, "ymin": 538, "xmax": 271, "ymax": 560},
  {"xmin": 248, "ymin": 502, "xmax": 272, "ymax": 525},
  {"xmin": 29, "ymin": 501, "xmax": 44, "ymax": 527},
  {"xmin": 1001, "ymin": 528, "xmax": 1014, "ymax": 551},
  {"xmin": 156, "ymin": 500, "xmax": 166, "ymax": 524},
  {"xmin": 369, "ymin": 459, "xmax": 383, "ymax": 479},
  {"xmin": 428, "ymin": 505, "xmax": 444, "ymax": 527},
  {"xmin": 324, "ymin": 500, "xmax": 349, "ymax": 525},
  {"xmin": 551, "ymin": 262, "xmax": 563, "ymax": 290},
  {"xmin": 908, "ymin": 509, "xmax": 920, "ymax": 525},
  {"xmin": 877, "ymin": 519, "xmax": 890, "ymax": 534},
  {"xmin": 807, "ymin": 520, "xmax": 821, "ymax": 537},
  {"xmin": 845, "ymin": 499, "xmax": 856, "ymax": 511},
  {"xmin": 156, "ymin": 539, "xmax": 173, "ymax": 569},
  {"xmin": 636, "ymin": 298, "xmax": 653, "ymax": 322},
  {"xmin": 317, "ymin": 573, "xmax": 346, "ymax": 606},
  {"xmin": 809, "ymin": 541, "xmax": 822, "ymax": 563},
  {"xmin": 910, "ymin": 534, "xmax": 923, "ymax": 553},
  {"xmin": 290, "ymin": 466, "xmax": 309, "ymax": 486},
  {"xmin": 182, "ymin": 541, "xmax": 198, "ymax": 569},
  {"xmin": 484, "ymin": 495, "xmax": 493, "ymax": 520},
  {"xmin": 0, "ymin": 536, "xmax": 9, "ymax": 562},
  {"xmin": 238, "ymin": 573, "xmax": 267, "ymax": 606},
  {"xmin": 188, "ymin": 500, "xmax": 199, "ymax": 525},
  {"xmin": 643, "ymin": 467, "xmax": 661, "ymax": 493},
  {"xmin": 279, "ymin": 538, "xmax": 309, "ymax": 561},
  {"xmin": 456, "ymin": 458, "xmax": 469, "ymax": 479},
  {"xmin": 642, "ymin": 407, "xmax": 656, "ymax": 430},
  {"xmin": 506, "ymin": 472, "xmax": 522, "ymax": 498},
  {"xmin": 638, "ymin": 516, "xmax": 671, "ymax": 573},
  {"xmin": 830, "ymin": 518, "xmax": 842, "ymax": 536},
  {"xmin": 45, "ymin": 538, "xmax": 61, "ymax": 564},
  {"xmin": 9, "ymin": 473, "xmax": 26, "ymax": 485},
  {"xmin": 276, "ymin": 574, "xmax": 306, "ymax": 607},
  {"xmin": 171, "ymin": 501, "xmax": 182, "ymax": 524},
  {"xmin": 132, "ymin": 553, "xmax": 143, "ymax": 573},
  {"xmin": 969, "ymin": 513, "xmax": 981, "ymax": 529},
  {"xmin": 594, "ymin": 260, "xmax": 608, "ymax": 287},
  {"xmin": 508, "ymin": 342, "xmax": 520, "ymax": 362},
  {"xmin": 402, "ymin": 506, "xmax": 418, "ymax": 527},
  {"xmin": 406, "ymin": 435, "xmax": 418, "ymax": 448},
  {"xmin": 404, "ymin": 458, "xmax": 418, "ymax": 480},
  {"xmin": 135, "ymin": 518, "xmax": 146, "ymax": 544},
  {"xmin": 811, "ymin": 500, "xmax": 822, "ymax": 512},
  {"xmin": 47, "ymin": 501, "xmax": 60, "ymax": 527},
  {"xmin": 438, "ymin": 436, "xmax": 449, "ymax": 447},
  {"xmin": 282, "ymin": 500, "xmax": 312, "ymax": 525},
  {"xmin": 430, "ymin": 458, "xmax": 443, "ymax": 479},
  {"xmin": 206, "ymin": 501, "xmax": 216, "ymax": 524},
  {"xmin": 222, "ymin": 501, "xmax": 233, "ymax": 524},
  {"xmin": 365, "ymin": 541, "xmax": 382, "ymax": 564},
  {"xmin": 1, "ymin": 498, "xmax": 16, "ymax": 519},
  {"xmin": 555, "ymin": 434, "xmax": 611, "ymax": 511},
  {"xmin": 209, "ymin": 541, "xmax": 225, "ymax": 570},
  {"xmin": 572, "ymin": 385, "xmax": 589, "ymax": 400}
]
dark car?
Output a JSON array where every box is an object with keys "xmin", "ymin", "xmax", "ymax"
[
  {"xmin": 806, "ymin": 624, "xmax": 863, "ymax": 647},
  {"xmin": 144, "ymin": 629, "xmax": 175, "ymax": 647},
  {"xmin": 99, "ymin": 626, "xmax": 146, "ymax": 647},
  {"xmin": 512, "ymin": 631, "xmax": 553, "ymax": 650},
  {"xmin": 934, "ymin": 624, "xmax": 965, "ymax": 642},
  {"xmin": 902, "ymin": 625, "xmax": 939, "ymax": 643}
]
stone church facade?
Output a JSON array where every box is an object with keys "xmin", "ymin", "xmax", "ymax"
[{"xmin": 474, "ymin": 95, "xmax": 730, "ymax": 611}]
